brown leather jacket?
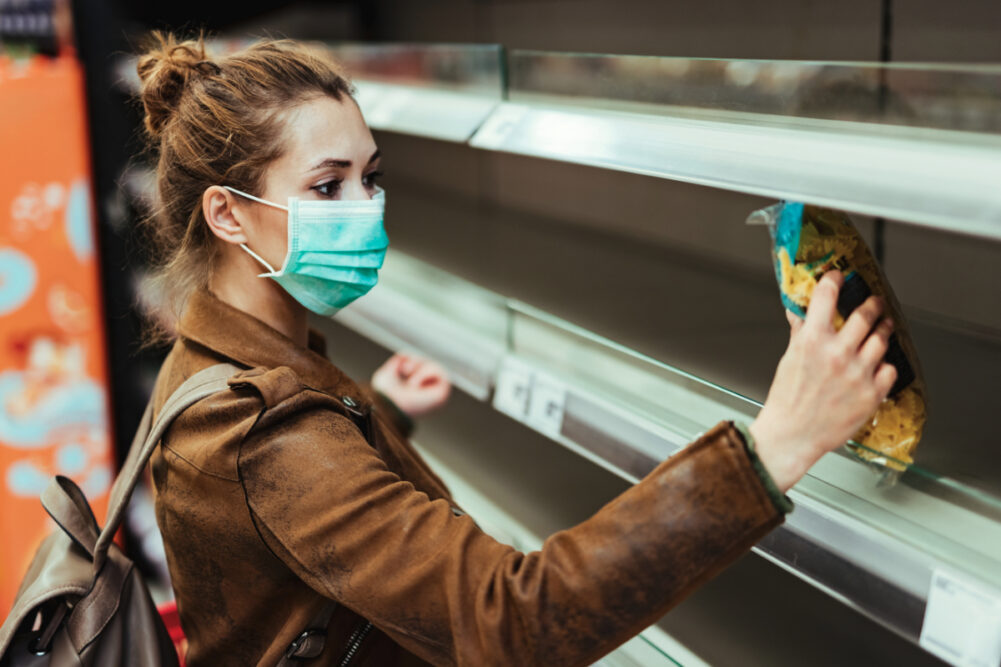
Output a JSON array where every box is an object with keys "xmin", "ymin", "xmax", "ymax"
[{"xmin": 148, "ymin": 287, "xmax": 786, "ymax": 666}]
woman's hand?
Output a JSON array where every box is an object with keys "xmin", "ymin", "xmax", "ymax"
[
  {"xmin": 750, "ymin": 270, "xmax": 898, "ymax": 493},
  {"xmin": 371, "ymin": 353, "xmax": 452, "ymax": 419}
]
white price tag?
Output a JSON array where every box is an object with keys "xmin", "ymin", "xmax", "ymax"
[
  {"xmin": 920, "ymin": 570, "xmax": 1001, "ymax": 667},
  {"xmin": 492, "ymin": 358, "xmax": 533, "ymax": 421},
  {"xmin": 526, "ymin": 374, "xmax": 567, "ymax": 439}
]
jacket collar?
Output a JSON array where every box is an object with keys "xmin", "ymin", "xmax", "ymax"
[{"xmin": 177, "ymin": 287, "xmax": 360, "ymax": 397}]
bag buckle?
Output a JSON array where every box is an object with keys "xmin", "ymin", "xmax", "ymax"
[{"xmin": 284, "ymin": 628, "xmax": 327, "ymax": 660}]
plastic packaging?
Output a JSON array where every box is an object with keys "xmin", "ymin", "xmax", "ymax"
[{"xmin": 748, "ymin": 202, "xmax": 927, "ymax": 470}]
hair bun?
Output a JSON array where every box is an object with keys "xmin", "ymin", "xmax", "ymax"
[{"xmin": 136, "ymin": 31, "xmax": 213, "ymax": 141}]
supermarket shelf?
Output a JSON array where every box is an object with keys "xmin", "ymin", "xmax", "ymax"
[
  {"xmin": 328, "ymin": 43, "xmax": 504, "ymax": 143},
  {"xmin": 113, "ymin": 42, "xmax": 504, "ymax": 143},
  {"xmin": 352, "ymin": 49, "xmax": 1001, "ymax": 239},
  {"xmin": 468, "ymin": 51, "xmax": 1001, "ymax": 239},
  {"xmin": 351, "ymin": 80, "xmax": 499, "ymax": 142},
  {"xmin": 470, "ymin": 101, "xmax": 1001, "ymax": 240},
  {"xmin": 114, "ymin": 42, "xmax": 1001, "ymax": 238},
  {"xmin": 336, "ymin": 252, "xmax": 508, "ymax": 401},
  {"xmin": 323, "ymin": 249, "xmax": 1001, "ymax": 663}
]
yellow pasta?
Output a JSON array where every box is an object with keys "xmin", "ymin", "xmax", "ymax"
[{"xmin": 763, "ymin": 203, "xmax": 927, "ymax": 470}]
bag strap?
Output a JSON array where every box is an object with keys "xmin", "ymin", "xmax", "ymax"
[
  {"xmin": 41, "ymin": 475, "xmax": 101, "ymax": 557},
  {"xmin": 92, "ymin": 362, "xmax": 243, "ymax": 575},
  {"xmin": 89, "ymin": 361, "xmax": 342, "ymax": 658}
]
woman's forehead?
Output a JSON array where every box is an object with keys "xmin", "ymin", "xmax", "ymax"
[{"xmin": 282, "ymin": 95, "xmax": 377, "ymax": 170}]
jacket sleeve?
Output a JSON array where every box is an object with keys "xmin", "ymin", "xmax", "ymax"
[{"xmin": 236, "ymin": 387, "xmax": 785, "ymax": 667}]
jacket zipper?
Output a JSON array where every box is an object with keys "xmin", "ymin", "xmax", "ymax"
[{"xmin": 338, "ymin": 620, "xmax": 373, "ymax": 666}]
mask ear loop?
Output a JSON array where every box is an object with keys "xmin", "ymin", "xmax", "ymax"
[
  {"xmin": 222, "ymin": 185, "xmax": 288, "ymax": 211},
  {"xmin": 239, "ymin": 243, "xmax": 279, "ymax": 276},
  {"xmin": 222, "ymin": 185, "xmax": 290, "ymax": 277}
]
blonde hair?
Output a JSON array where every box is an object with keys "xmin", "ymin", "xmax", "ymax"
[{"xmin": 134, "ymin": 31, "xmax": 353, "ymax": 347}]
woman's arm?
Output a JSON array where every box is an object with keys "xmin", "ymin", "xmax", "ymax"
[
  {"xmin": 234, "ymin": 269, "xmax": 893, "ymax": 666},
  {"xmin": 236, "ymin": 391, "xmax": 781, "ymax": 667}
]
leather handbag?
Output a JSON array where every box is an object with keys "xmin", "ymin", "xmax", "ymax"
[{"xmin": 0, "ymin": 363, "xmax": 337, "ymax": 666}]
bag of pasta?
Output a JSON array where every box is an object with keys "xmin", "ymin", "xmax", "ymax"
[{"xmin": 747, "ymin": 202, "xmax": 927, "ymax": 470}]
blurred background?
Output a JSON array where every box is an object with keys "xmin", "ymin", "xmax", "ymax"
[{"xmin": 2, "ymin": 1, "xmax": 1001, "ymax": 665}]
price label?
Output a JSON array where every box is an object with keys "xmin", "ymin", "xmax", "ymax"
[
  {"xmin": 526, "ymin": 374, "xmax": 567, "ymax": 439},
  {"xmin": 492, "ymin": 358, "xmax": 533, "ymax": 420},
  {"xmin": 920, "ymin": 569, "xmax": 1001, "ymax": 667}
]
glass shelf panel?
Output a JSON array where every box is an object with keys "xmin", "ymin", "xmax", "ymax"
[
  {"xmin": 471, "ymin": 51, "xmax": 1001, "ymax": 240},
  {"xmin": 328, "ymin": 43, "xmax": 505, "ymax": 142},
  {"xmin": 508, "ymin": 51, "xmax": 1001, "ymax": 136},
  {"xmin": 327, "ymin": 43, "xmax": 504, "ymax": 95}
]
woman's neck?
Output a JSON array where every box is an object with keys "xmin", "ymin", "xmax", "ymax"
[{"xmin": 207, "ymin": 248, "xmax": 310, "ymax": 349}]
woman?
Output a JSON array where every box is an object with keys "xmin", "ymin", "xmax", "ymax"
[{"xmin": 137, "ymin": 33, "xmax": 898, "ymax": 666}]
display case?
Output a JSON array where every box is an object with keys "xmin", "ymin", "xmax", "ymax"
[{"xmin": 313, "ymin": 45, "xmax": 1001, "ymax": 666}]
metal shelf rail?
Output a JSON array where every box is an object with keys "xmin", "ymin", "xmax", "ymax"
[{"xmin": 470, "ymin": 52, "xmax": 1001, "ymax": 241}]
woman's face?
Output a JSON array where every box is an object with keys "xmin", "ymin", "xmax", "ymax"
[{"xmin": 239, "ymin": 94, "xmax": 382, "ymax": 272}]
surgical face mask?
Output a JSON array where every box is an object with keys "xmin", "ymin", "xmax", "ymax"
[{"xmin": 222, "ymin": 185, "xmax": 388, "ymax": 316}]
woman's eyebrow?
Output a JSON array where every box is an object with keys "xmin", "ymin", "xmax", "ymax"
[{"xmin": 307, "ymin": 149, "xmax": 381, "ymax": 172}]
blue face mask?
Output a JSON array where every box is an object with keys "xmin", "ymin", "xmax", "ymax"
[{"xmin": 223, "ymin": 185, "xmax": 388, "ymax": 316}]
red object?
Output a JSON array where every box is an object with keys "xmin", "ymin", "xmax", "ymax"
[{"xmin": 157, "ymin": 600, "xmax": 187, "ymax": 666}]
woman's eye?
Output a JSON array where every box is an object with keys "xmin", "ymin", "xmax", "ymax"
[
  {"xmin": 363, "ymin": 170, "xmax": 384, "ymax": 188},
  {"xmin": 312, "ymin": 179, "xmax": 342, "ymax": 198}
]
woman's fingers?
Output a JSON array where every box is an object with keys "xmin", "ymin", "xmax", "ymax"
[
  {"xmin": 397, "ymin": 355, "xmax": 416, "ymax": 379},
  {"xmin": 804, "ymin": 271, "xmax": 843, "ymax": 332},
  {"xmin": 858, "ymin": 317, "xmax": 894, "ymax": 371},
  {"xmin": 409, "ymin": 363, "xmax": 447, "ymax": 389},
  {"xmin": 785, "ymin": 308, "xmax": 804, "ymax": 336},
  {"xmin": 840, "ymin": 295, "xmax": 885, "ymax": 350},
  {"xmin": 874, "ymin": 362, "xmax": 898, "ymax": 399}
]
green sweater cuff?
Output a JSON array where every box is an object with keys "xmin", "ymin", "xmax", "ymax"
[
  {"xmin": 732, "ymin": 421, "xmax": 794, "ymax": 515},
  {"xmin": 375, "ymin": 391, "xmax": 415, "ymax": 439}
]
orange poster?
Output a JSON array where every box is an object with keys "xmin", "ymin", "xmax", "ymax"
[{"xmin": 0, "ymin": 54, "xmax": 113, "ymax": 615}]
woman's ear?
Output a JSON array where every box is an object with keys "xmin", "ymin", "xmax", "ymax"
[{"xmin": 202, "ymin": 185, "xmax": 249, "ymax": 245}]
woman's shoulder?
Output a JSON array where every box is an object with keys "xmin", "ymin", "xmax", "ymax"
[{"xmin": 150, "ymin": 342, "xmax": 260, "ymax": 480}]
